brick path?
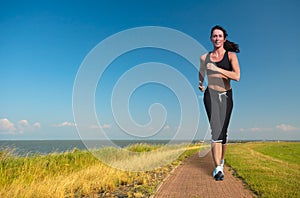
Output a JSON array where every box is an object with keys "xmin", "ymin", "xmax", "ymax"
[{"xmin": 154, "ymin": 151, "xmax": 255, "ymax": 198}]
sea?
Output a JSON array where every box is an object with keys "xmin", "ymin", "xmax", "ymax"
[
  {"xmin": 0, "ymin": 139, "xmax": 292, "ymax": 157},
  {"xmin": 0, "ymin": 140, "xmax": 188, "ymax": 156}
]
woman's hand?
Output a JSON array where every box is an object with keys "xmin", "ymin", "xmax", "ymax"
[
  {"xmin": 198, "ymin": 81, "xmax": 205, "ymax": 92},
  {"xmin": 207, "ymin": 63, "xmax": 219, "ymax": 72}
]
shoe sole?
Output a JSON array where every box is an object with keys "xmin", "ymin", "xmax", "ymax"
[{"xmin": 214, "ymin": 171, "xmax": 224, "ymax": 181}]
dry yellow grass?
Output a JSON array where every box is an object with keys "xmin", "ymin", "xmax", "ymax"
[
  {"xmin": 96, "ymin": 144, "xmax": 188, "ymax": 171},
  {"xmin": 0, "ymin": 143, "xmax": 200, "ymax": 197},
  {"xmin": 1, "ymin": 164, "xmax": 130, "ymax": 198}
]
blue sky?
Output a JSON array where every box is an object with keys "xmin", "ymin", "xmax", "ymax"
[{"xmin": 0, "ymin": 0, "xmax": 299, "ymax": 140}]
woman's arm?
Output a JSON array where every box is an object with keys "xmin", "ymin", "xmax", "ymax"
[
  {"xmin": 198, "ymin": 54, "xmax": 207, "ymax": 92},
  {"xmin": 207, "ymin": 52, "xmax": 240, "ymax": 81}
]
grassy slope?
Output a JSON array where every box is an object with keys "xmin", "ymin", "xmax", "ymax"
[{"xmin": 226, "ymin": 142, "xmax": 300, "ymax": 198}]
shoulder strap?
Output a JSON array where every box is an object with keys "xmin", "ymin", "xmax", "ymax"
[{"xmin": 224, "ymin": 51, "xmax": 229, "ymax": 60}]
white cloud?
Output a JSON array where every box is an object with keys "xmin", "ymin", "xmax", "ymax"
[
  {"xmin": 0, "ymin": 118, "xmax": 16, "ymax": 134},
  {"xmin": 164, "ymin": 125, "xmax": 171, "ymax": 130},
  {"xmin": 18, "ymin": 120, "xmax": 29, "ymax": 126},
  {"xmin": 54, "ymin": 121, "xmax": 77, "ymax": 127},
  {"xmin": 239, "ymin": 127, "xmax": 272, "ymax": 132},
  {"xmin": 249, "ymin": 127, "xmax": 262, "ymax": 132},
  {"xmin": 89, "ymin": 124, "xmax": 112, "ymax": 129},
  {"xmin": 89, "ymin": 124, "xmax": 99, "ymax": 129},
  {"xmin": 276, "ymin": 124, "xmax": 298, "ymax": 131},
  {"xmin": 18, "ymin": 120, "xmax": 28, "ymax": 133},
  {"xmin": 33, "ymin": 122, "xmax": 41, "ymax": 129},
  {"xmin": 18, "ymin": 120, "xmax": 42, "ymax": 133},
  {"xmin": 0, "ymin": 118, "xmax": 41, "ymax": 134},
  {"xmin": 101, "ymin": 124, "xmax": 111, "ymax": 129},
  {"xmin": 239, "ymin": 124, "xmax": 299, "ymax": 133}
]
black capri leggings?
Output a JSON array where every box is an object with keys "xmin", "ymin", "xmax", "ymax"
[{"xmin": 204, "ymin": 88, "xmax": 233, "ymax": 144}]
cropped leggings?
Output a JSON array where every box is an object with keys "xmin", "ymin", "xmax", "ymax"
[{"xmin": 204, "ymin": 88, "xmax": 233, "ymax": 144}]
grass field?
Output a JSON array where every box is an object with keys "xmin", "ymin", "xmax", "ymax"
[
  {"xmin": 226, "ymin": 142, "xmax": 300, "ymax": 198},
  {"xmin": 1, "ymin": 141, "xmax": 298, "ymax": 197},
  {"xmin": 0, "ymin": 143, "xmax": 199, "ymax": 198}
]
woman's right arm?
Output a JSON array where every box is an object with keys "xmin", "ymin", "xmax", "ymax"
[{"xmin": 199, "ymin": 54, "xmax": 206, "ymax": 92}]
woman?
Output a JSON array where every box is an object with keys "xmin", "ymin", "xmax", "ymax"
[{"xmin": 199, "ymin": 25, "xmax": 240, "ymax": 181}]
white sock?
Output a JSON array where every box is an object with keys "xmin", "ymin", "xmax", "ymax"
[{"xmin": 220, "ymin": 159, "xmax": 224, "ymax": 166}]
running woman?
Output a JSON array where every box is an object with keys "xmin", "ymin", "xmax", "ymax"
[{"xmin": 199, "ymin": 25, "xmax": 240, "ymax": 181}]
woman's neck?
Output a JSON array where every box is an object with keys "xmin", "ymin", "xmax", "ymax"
[{"xmin": 212, "ymin": 47, "xmax": 226, "ymax": 58}]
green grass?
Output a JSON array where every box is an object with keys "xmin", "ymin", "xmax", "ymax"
[
  {"xmin": 252, "ymin": 142, "xmax": 300, "ymax": 164},
  {"xmin": 0, "ymin": 143, "xmax": 200, "ymax": 197},
  {"xmin": 226, "ymin": 142, "xmax": 300, "ymax": 198},
  {"xmin": 125, "ymin": 143, "xmax": 162, "ymax": 152}
]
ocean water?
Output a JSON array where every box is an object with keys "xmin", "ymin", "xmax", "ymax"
[
  {"xmin": 0, "ymin": 140, "xmax": 175, "ymax": 156},
  {"xmin": 0, "ymin": 140, "xmax": 87, "ymax": 156}
]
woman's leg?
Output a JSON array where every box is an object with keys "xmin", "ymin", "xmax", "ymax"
[
  {"xmin": 221, "ymin": 144, "xmax": 226, "ymax": 164},
  {"xmin": 205, "ymin": 89, "xmax": 223, "ymax": 167},
  {"xmin": 220, "ymin": 90, "xmax": 233, "ymax": 165},
  {"xmin": 212, "ymin": 142, "xmax": 222, "ymax": 166},
  {"xmin": 204, "ymin": 88, "xmax": 224, "ymax": 179}
]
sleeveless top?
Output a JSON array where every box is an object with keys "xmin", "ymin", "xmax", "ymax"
[{"xmin": 205, "ymin": 51, "xmax": 232, "ymax": 75}]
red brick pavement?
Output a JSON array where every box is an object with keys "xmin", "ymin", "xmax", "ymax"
[{"xmin": 154, "ymin": 151, "xmax": 255, "ymax": 198}]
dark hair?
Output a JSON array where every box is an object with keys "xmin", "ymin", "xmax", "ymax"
[{"xmin": 210, "ymin": 25, "xmax": 240, "ymax": 53}]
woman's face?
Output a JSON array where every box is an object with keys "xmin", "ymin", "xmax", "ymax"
[{"xmin": 211, "ymin": 29, "xmax": 226, "ymax": 48}]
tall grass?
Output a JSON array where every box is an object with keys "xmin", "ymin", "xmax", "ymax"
[
  {"xmin": 95, "ymin": 143, "xmax": 189, "ymax": 171},
  {"xmin": 0, "ymin": 143, "xmax": 200, "ymax": 197},
  {"xmin": 226, "ymin": 142, "xmax": 300, "ymax": 198}
]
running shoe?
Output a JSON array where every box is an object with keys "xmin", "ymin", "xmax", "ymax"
[{"xmin": 213, "ymin": 166, "xmax": 224, "ymax": 181}]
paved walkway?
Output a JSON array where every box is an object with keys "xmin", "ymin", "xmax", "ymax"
[{"xmin": 154, "ymin": 151, "xmax": 255, "ymax": 198}]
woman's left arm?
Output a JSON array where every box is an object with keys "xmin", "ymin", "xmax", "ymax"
[
  {"xmin": 220, "ymin": 52, "xmax": 240, "ymax": 81},
  {"xmin": 207, "ymin": 52, "xmax": 240, "ymax": 81}
]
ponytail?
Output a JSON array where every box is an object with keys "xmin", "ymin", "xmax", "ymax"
[{"xmin": 224, "ymin": 40, "xmax": 240, "ymax": 53}]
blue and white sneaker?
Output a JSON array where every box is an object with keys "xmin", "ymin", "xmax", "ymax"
[{"xmin": 213, "ymin": 165, "xmax": 224, "ymax": 181}]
